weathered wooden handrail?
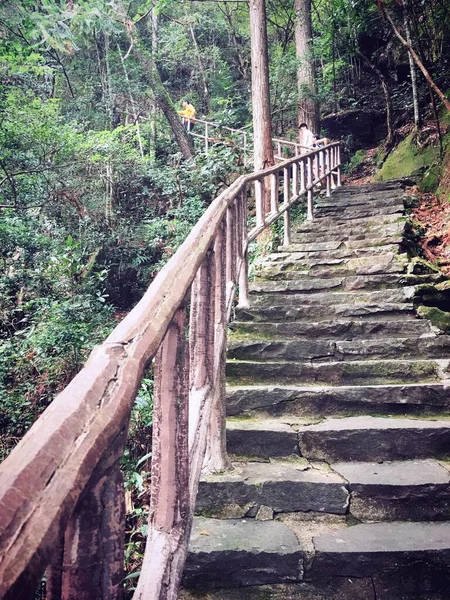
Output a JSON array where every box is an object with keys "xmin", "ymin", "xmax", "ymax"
[{"xmin": 0, "ymin": 143, "xmax": 341, "ymax": 600}]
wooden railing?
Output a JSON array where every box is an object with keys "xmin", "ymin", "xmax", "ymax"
[
  {"xmin": 0, "ymin": 143, "xmax": 341, "ymax": 600},
  {"xmin": 189, "ymin": 118, "xmax": 309, "ymax": 164}
]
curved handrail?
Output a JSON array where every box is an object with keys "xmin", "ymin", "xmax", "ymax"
[{"xmin": 0, "ymin": 142, "xmax": 341, "ymax": 600}]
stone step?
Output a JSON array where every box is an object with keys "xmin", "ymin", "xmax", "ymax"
[
  {"xmin": 313, "ymin": 202, "xmax": 404, "ymax": 220},
  {"xmin": 316, "ymin": 192, "xmax": 404, "ymax": 210},
  {"xmin": 227, "ymin": 335, "xmax": 450, "ymax": 363},
  {"xmin": 294, "ymin": 212, "xmax": 403, "ymax": 234},
  {"xmin": 256, "ymin": 253, "xmax": 407, "ymax": 281},
  {"xmin": 226, "ymin": 419, "xmax": 300, "ymax": 458},
  {"xmin": 226, "ymin": 383, "xmax": 450, "ymax": 418},
  {"xmin": 285, "ymin": 235, "xmax": 402, "ymax": 253},
  {"xmin": 311, "ymin": 521, "xmax": 450, "ymax": 587},
  {"xmin": 229, "ymin": 318, "xmax": 432, "ymax": 339},
  {"xmin": 298, "ymin": 416, "xmax": 450, "ymax": 461},
  {"xmin": 332, "ymin": 459, "xmax": 450, "ymax": 522},
  {"xmin": 290, "ymin": 223, "xmax": 405, "ymax": 245},
  {"xmin": 226, "ymin": 358, "xmax": 445, "ymax": 386},
  {"xmin": 183, "ymin": 517, "xmax": 303, "ymax": 589},
  {"xmin": 249, "ymin": 274, "xmax": 442, "ymax": 296},
  {"xmin": 275, "ymin": 244, "xmax": 401, "ymax": 260},
  {"xmin": 195, "ymin": 461, "xmax": 349, "ymax": 518},
  {"xmin": 235, "ymin": 302, "xmax": 416, "ymax": 322}
]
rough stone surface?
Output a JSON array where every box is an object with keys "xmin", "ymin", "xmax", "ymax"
[
  {"xmin": 332, "ymin": 459, "xmax": 450, "ymax": 521},
  {"xmin": 226, "ymin": 420, "xmax": 299, "ymax": 458},
  {"xmin": 196, "ymin": 462, "xmax": 349, "ymax": 516},
  {"xmin": 226, "ymin": 383, "xmax": 450, "ymax": 417},
  {"xmin": 229, "ymin": 318, "xmax": 432, "ymax": 340},
  {"xmin": 226, "ymin": 358, "xmax": 442, "ymax": 386},
  {"xmin": 312, "ymin": 521, "xmax": 450, "ymax": 577},
  {"xmin": 184, "ymin": 518, "xmax": 303, "ymax": 588},
  {"xmin": 249, "ymin": 288, "xmax": 414, "ymax": 308},
  {"xmin": 179, "ymin": 578, "xmax": 375, "ymax": 599},
  {"xmin": 298, "ymin": 416, "xmax": 450, "ymax": 461},
  {"xmin": 255, "ymin": 505, "xmax": 274, "ymax": 521}
]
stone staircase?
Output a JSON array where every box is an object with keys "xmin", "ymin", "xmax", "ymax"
[{"xmin": 181, "ymin": 182, "xmax": 450, "ymax": 600}]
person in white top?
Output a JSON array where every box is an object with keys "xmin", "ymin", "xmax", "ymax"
[{"xmin": 298, "ymin": 122, "xmax": 315, "ymax": 151}]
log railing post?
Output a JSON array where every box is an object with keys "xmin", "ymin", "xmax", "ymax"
[
  {"xmin": 133, "ymin": 306, "xmax": 190, "ymax": 600},
  {"xmin": 204, "ymin": 220, "xmax": 230, "ymax": 474},
  {"xmin": 292, "ymin": 160, "xmax": 299, "ymax": 199},
  {"xmin": 255, "ymin": 179, "xmax": 264, "ymax": 227},
  {"xmin": 238, "ymin": 188, "xmax": 250, "ymax": 308},
  {"xmin": 337, "ymin": 144, "xmax": 342, "ymax": 187},
  {"xmin": 283, "ymin": 167, "xmax": 291, "ymax": 247},
  {"xmin": 307, "ymin": 155, "xmax": 314, "ymax": 221},
  {"xmin": 300, "ymin": 159, "xmax": 306, "ymax": 192},
  {"xmin": 270, "ymin": 173, "xmax": 278, "ymax": 214},
  {"xmin": 326, "ymin": 148, "xmax": 332, "ymax": 197},
  {"xmin": 205, "ymin": 123, "xmax": 209, "ymax": 153}
]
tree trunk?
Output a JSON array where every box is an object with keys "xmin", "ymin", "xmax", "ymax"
[
  {"xmin": 189, "ymin": 24, "xmax": 211, "ymax": 114},
  {"xmin": 133, "ymin": 47, "xmax": 195, "ymax": 161},
  {"xmin": 295, "ymin": 0, "xmax": 319, "ymax": 136},
  {"xmin": 249, "ymin": 0, "xmax": 274, "ymax": 174},
  {"xmin": 376, "ymin": 0, "xmax": 450, "ymax": 113},
  {"xmin": 357, "ymin": 49, "xmax": 394, "ymax": 146},
  {"xmin": 403, "ymin": 0, "xmax": 421, "ymax": 130}
]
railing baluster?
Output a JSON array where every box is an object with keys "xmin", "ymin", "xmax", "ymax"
[
  {"xmin": 326, "ymin": 148, "xmax": 331, "ymax": 197},
  {"xmin": 292, "ymin": 160, "xmax": 299, "ymax": 199},
  {"xmin": 205, "ymin": 122, "xmax": 209, "ymax": 153},
  {"xmin": 337, "ymin": 145, "xmax": 342, "ymax": 187},
  {"xmin": 204, "ymin": 220, "xmax": 230, "ymax": 473},
  {"xmin": 270, "ymin": 173, "xmax": 278, "ymax": 214},
  {"xmin": 255, "ymin": 179, "xmax": 264, "ymax": 227},
  {"xmin": 226, "ymin": 204, "xmax": 237, "ymax": 286},
  {"xmin": 283, "ymin": 166, "xmax": 291, "ymax": 246},
  {"xmin": 307, "ymin": 155, "xmax": 314, "ymax": 221},
  {"xmin": 238, "ymin": 187, "xmax": 250, "ymax": 308},
  {"xmin": 134, "ymin": 306, "xmax": 189, "ymax": 599},
  {"xmin": 300, "ymin": 158, "xmax": 306, "ymax": 192}
]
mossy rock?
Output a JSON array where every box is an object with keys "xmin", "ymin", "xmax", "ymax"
[
  {"xmin": 374, "ymin": 133, "xmax": 440, "ymax": 186},
  {"xmin": 417, "ymin": 305, "xmax": 450, "ymax": 334},
  {"xmin": 407, "ymin": 257, "xmax": 442, "ymax": 275}
]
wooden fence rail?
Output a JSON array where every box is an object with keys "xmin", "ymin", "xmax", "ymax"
[{"xmin": 0, "ymin": 143, "xmax": 341, "ymax": 600}]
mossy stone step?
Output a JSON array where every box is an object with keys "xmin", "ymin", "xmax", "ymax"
[
  {"xmin": 250, "ymin": 273, "xmax": 445, "ymax": 295},
  {"xmin": 229, "ymin": 318, "xmax": 431, "ymax": 339},
  {"xmin": 285, "ymin": 235, "xmax": 402, "ymax": 253},
  {"xmin": 235, "ymin": 302, "xmax": 416, "ymax": 322},
  {"xmin": 227, "ymin": 335, "xmax": 450, "ymax": 363},
  {"xmin": 294, "ymin": 212, "xmax": 402, "ymax": 234},
  {"xmin": 298, "ymin": 416, "xmax": 450, "ymax": 461},
  {"xmin": 184, "ymin": 517, "xmax": 303, "ymax": 589},
  {"xmin": 226, "ymin": 358, "xmax": 444, "ymax": 386},
  {"xmin": 332, "ymin": 459, "xmax": 450, "ymax": 521},
  {"xmin": 290, "ymin": 223, "xmax": 404, "ymax": 245},
  {"xmin": 226, "ymin": 383, "xmax": 450, "ymax": 418},
  {"xmin": 195, "ymin": 461, "xmax": 349, "ymax": 518}
]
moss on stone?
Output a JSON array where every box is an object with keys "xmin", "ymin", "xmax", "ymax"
[
  {"xmin": 407, "ymin": 256, "xmax": 442, "ymax": 275},
  {"xmin": 374, "ymin": 133, "xmax": 440, "ymax": 185},
  {"xmin": 417, "ymin": 305, "xmax": 450, "ymax": 334}
]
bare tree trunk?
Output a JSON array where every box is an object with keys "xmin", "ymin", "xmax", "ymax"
[
  {"xmin": 295, "ymin": 0, "xmax": 319, "ymax": 135},
  {"xmin": 134, "ymin": 47, "xmax": 195, "ymax": 160},
  {"xmin": 249, "ymin": 0, "xmax": 274, "ymax": 221},
  {"xmin": 189, "ymin": 24, "xmax": 211, "ymax": 114},
  {"xmin": 249, "ymin": 0, "xmax": 274, "ymax": 173},
  {"xmin": 376, "ymin": 0, "xmax": 450, "ymax": 113},
  {"xmin": 403, "ymin": 0, "xmax": 421, "ymax": 130},
  {"xmin": 117, "ymin": 45, "xmax": 144, "ymax": 158},
  {"xmin": 221, "ymin": 5, "xmax": 249, "ymax": 83},
  {"xmin": 357, "ymin": 49, "xmax": 394, "ymax": 146}
]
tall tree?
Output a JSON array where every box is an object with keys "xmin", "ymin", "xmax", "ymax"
[
  {"xmin": 249, "ymin": 0, "xmax": 274, "ymax": 174},
  {"xmin": 402, "ymin": 0, "xmax": 421, "ymax": 130},
  {"xmin": 295, "ymin": 0, "xmax": 319, "ymax": 139},
  {"xmin": 376, "ymin": 0, "xmax": 450, "ymax": 113}
]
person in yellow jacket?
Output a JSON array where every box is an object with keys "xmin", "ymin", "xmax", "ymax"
[{"xmin": 178, "ymin": 100, "xmax": 196, "ymax": 131}]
